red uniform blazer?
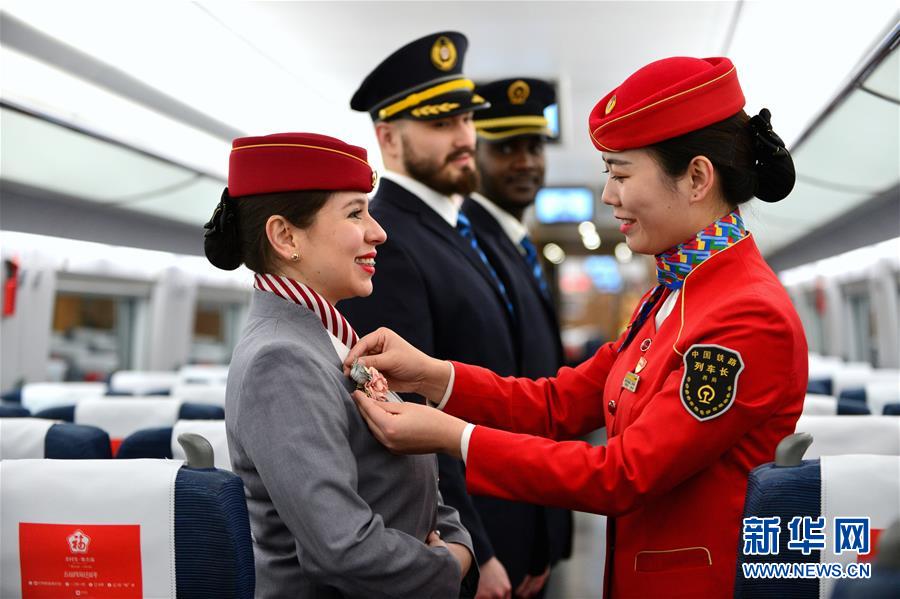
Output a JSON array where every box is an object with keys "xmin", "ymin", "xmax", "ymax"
[{"xmin": 447, "ymin": 235, "xmax": 808, "ymax": 598}]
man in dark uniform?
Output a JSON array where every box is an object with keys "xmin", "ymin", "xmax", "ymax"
[
  {"xmin": 463, "ymin": 78, "xmax": 572, "ymax": 598},
  {"xmin": 341, "ymin": 32, "xmax": 522, "ymax": 598}
]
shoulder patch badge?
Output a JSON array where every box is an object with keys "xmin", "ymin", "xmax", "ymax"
[{"xmin": 680, "ymin": 344, "xmax": 744, "ymax": 421}]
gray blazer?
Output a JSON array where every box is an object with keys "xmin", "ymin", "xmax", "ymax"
[{"xmin": 226, "ymin": 290, "xmax": 475, "ymax": 598}]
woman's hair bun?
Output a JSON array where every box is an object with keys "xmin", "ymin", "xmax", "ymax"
[
  {"xmin": 203, "ymin": 188, "xmax": 243, "ymax": 270},
  {"xmin": 749, "ymin": 108, "xmax": 796, "ymax": 203}
]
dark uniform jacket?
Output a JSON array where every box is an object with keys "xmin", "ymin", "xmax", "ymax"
[
  {"xmin": 341, "ymin": 177, "xmax": 544, "ymax": 586},
  {"xmin": 462, "ymin": 196, "xmax": 573, "ymax": 571}
]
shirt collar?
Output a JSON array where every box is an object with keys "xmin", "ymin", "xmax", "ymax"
[
  {"xmin": 469, "ymin": 192, "xmax": 529, "ymax": 250},
  {"xmin": 381, "ymin": 169, "xmax": 461, "ymax": 228},
  {"xmin": 253, "ymin": 273, "xmax": 359, "ymax": 350}
]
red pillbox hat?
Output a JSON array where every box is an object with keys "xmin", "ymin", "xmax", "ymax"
[
  {"xmin": 228, "ymin": 132, "xmax": 376, "ymax": 198},
  {"xmin": 588, "ymin": 57, "xmax": 745, "ymax": 152}
]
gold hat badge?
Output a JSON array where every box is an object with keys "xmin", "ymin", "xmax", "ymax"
[
  {"xmin": 508, "ymin": 80, "xmax": 530, "ymax": 105},
  {"xmin": 431, "ymin": 36, "xmax": 457, "ymax": 72},
  {"xmin": 605, "ymin": 95, "xmax": 617, "ymax": 115}
]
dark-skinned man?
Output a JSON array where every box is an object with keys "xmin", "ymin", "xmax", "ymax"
[{"xmin": 461, "ymin": 78, "xmax": 572, "ymax": 598}]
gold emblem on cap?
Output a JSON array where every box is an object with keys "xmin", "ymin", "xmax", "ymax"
[
  {"xmin": 431, "ymin": 36, "xmax": 457, "ymax": 72},
  {"xmin": 508, "ymin": 80, "xmax": 530, "ymax": 105},
  {"xmin": 605, "ymin": 95, "xmax": 617, "ymax": 115}
]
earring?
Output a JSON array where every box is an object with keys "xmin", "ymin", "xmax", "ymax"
[{"xmin": 291, "ymin": 253, "xmax": 299, "ymax": 261}]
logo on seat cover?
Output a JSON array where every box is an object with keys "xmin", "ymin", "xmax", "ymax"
[{"xmin": 68, "ymin": 529, "xmax": 91, "ymax": 554}]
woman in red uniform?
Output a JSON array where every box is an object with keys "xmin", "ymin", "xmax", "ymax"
[{"xmin": 345, "ymin": 56, "xmax": 807, "ymax": 598}]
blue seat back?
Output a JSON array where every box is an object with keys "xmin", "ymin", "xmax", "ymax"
[
  {"xmin": 179, "ymin": 403, "xmax": 225, "ymax": 420},
  {"xmin": 0, "ymin": 404, "xmax": 30, "ymax": 417},
  {"xmin": 735, "ymin": 459, "xmax": 821, "ymax": 598},
  {"xmin": 45, "ymin": 423, "xmax": 112, "ymax": 459},
  {"xmin": 117, "ymin": 427, "xmax": 174, "ymax": 459},
  {"xmin": 807, "ymin": 378, "xmax": 833, "ymax": 396},
  {"xmin": 837, "ymin": 399, "xmax": 871, "ymax": 415},
  {"xmin": 839, "ymin": 388, "xmax": 867, "ymax": 402},
  {"xmin": 174, "ymin": 467, "xmax": 254, "ymax": 598}
]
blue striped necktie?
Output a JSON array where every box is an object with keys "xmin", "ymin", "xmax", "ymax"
[
  {"xmin": 456, "ymin": 212, "xmax": 514, "ymax": 317},
  {"xmin": 519, "ymin": 236, "xmax": 550, "ymax": 300}
]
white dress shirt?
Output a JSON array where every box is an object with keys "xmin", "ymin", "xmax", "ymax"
[
  {"xmin": 381, "ymin": 170, "xmax": 462, "ymax": 227},
  {"xmin": 468, "ymin": 192, "xmax": 529, "ymax": 250}
]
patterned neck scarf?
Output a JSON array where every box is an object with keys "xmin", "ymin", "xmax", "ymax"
[
  {"xmin": 655, "ymin": 210, "xmax": 747, "ymax": 290},
  {"xmin": 254, "ymin": 273, "xmax": 359, "ymax": 350}
]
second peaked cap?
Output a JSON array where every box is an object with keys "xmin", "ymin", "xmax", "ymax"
[
  {"xmin": 474, "ymin": 78, "xmax": 556, "ymax": 140},
  {"xmin": 350, "ymin": 31, "xmax": 489, "ymax": 121}
]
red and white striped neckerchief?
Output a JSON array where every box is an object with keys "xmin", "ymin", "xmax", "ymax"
[{"xmin": 253, "ymin": 273, "xmax": 359, "ymax": 349}]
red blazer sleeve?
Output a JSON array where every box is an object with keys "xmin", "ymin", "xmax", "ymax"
[
  {"xmin": 447, "ymin": 339, "xmax": 617, "ymax": 441},
  {"xmin": 461, "ymin": 301, "xmax": 805, "ymax": 517}
]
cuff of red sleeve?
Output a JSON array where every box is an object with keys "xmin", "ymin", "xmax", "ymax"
[
  {"xmin": 432, "ymin": 361, "xmax": 455, "ymax": 410},
  {"xmin": 460, "ymin": 423, "xmax": 475, "ymax": 464}
]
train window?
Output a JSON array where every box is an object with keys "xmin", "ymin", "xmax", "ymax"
[
  {"xmin": 190, "ymin": 301, "xmax": 244, "ymax": 364},
  {"xmin": 51, "ymin": 292, "xmax": 137, "ymax": 381}
]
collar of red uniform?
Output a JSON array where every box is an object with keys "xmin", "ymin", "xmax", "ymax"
[
  {"xmin": 668, "ymin": 233, "xmax": 761, "ymax": 356},
  {"xmin": 253, "ymin": 273, "xmax": 359, "ymax": 350}
]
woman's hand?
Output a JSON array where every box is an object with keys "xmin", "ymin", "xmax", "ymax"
[
  {"xmin": 352, "ymin": 391, "xmax": 466, "ymax": 458},
  {"xmin": 343, "ymin": 327, "xmax": 451, "ymax": 402}
]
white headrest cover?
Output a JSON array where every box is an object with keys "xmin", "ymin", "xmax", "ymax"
[
  {"xmin": 0, "ymin": 459, "xmax": 182, "ymax": 599},
  {"xmin": 75, "ymin": 398, "xmax": 182, "ymax": 439},
  {"xmin": 795, "ymin": 415, "xmax": 900, "ymax": 458},
  {"xmin": 0, "ymin": 418, "xmax": 57, "ymax": 459}
]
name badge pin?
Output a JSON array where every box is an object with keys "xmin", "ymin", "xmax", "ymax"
[
  {"xmin": 635, "ymin": 356, "xmax": 647, "ymax": 374},
  {"xmin": 622, "ymin": 371, "xmax": 640, "ymax": 393}
]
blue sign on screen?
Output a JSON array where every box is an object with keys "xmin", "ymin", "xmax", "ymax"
[{"xmin": 535, "ymin": 187, "xmax": 594, "ymax": 223}]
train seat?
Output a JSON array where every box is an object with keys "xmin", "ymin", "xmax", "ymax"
[
  {"xmin": 118, "ymin": 420, "xmax": 231, "ymax": 470},
  {"xmin": 837, "ymin": 379, "xmax": 900, "ymax": 415},
  {"xmin": 0, "ymin": 417, "xmax": 111, "ymax": 459},
  {"xmin": 736, "ymin": 441, "xmax": 900, "ymax": 599},
  {"xmin": 21, "ymin": 382, "xmax": 107, "ymax": 413},
  {"xmin": 803, "ymin": 394, "xmax": 837, "ymax": 415},
  {"xmin": 794, "ymin": 415, "xmax": 900, "ymax": 458},
  {"xmin": 108, "ymin": 370, "xmax": 179, "ymax": 395},
  {"xmin": 170, "ymin": 382, "xmax": 226, "ymax": 406},
  {"xmin": 32, "ymin": 399, "xmax": 224, "ymax": 455},
  {"xmin": 837, "ymin": 399, "xmax": 871, "ymax": 415},
  {"xmin": 0, "ymin": 449, "xmax": 254, "ymax": 598},
  {"xmin": 833, "ymin": 366, "xmax": 898, "ymax": 399},
  {"xmin": 866, "ymin": 381, "xmax": 900, "ymax": 415}
]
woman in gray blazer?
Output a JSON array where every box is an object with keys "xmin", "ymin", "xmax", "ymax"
[{"xmin": 204, "ymin": 132, "xmax": 476, "ymax": 598}]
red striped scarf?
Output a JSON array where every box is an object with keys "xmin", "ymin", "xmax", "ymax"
[{"xmin": 253, "ymin": 273, "xmax": 359, "ymax": 350}]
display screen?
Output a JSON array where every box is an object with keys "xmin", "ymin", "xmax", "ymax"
[
  {"xmin": 534, "ymin": 187, "xmax": 594, "ymax": 223},
  {"xmin": 544, "ymin": 104, "xmax": 559, "ymax": 140}
]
